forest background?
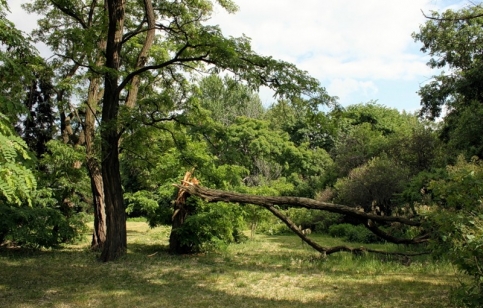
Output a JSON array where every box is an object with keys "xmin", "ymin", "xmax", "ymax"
[{"xmin": 1, "ymin": 0, "xmax": 483, "ymax": 306}]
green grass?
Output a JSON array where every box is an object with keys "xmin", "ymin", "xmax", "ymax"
[{"xmin": 0, "ymin": 222, "xmax": 461, "ymax": 307}]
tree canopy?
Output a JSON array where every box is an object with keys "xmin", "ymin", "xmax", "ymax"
[{"xmin": 2, "ymin": 1, "xmax": 483, "ymax": 305}]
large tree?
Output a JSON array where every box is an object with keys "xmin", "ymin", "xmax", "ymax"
[
  {"xmin": 414, "ymin": 4, "xmax": 483, "ymax": 158},
  {"xmin": 25, "ymin": 0, "xmax": 330, "ymax": 261}
]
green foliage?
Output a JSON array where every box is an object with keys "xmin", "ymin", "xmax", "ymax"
[
  {"xmin": 175, "ymin": 197, "xmax": 247, "ymax": 252},
  {"xmin": 328, "ymin": 223, "xmax": 352, "ymax": 238},
  {"xmin": 0, "ymin": 203, "xmax": 87, "ymax": 248},
  {"xmin": 39, "ymin": 140, "xmax": 91, "ymax": 213},
  {"xmin": 414, "ymin": 5, "xmax": 483, "ymax": 163},
  {"xmin": 0, "ymin": 113, "xmax": 36, "ymax": 205},
  {"xmin": 334, "ymin": 155, "xmax": 410, "ymax": 216},
  {"xmin": 240, "ymin": 203, "xmax": 272, "ymax": 235},
  {"xmin": 197, "ymin": 74, "xmax": 264, "ymax": 126},
  {"xmin": 0, "ymin": 114, "xmax": 88, "ymax": 248},
  {"xmin": 398, "ymin": 168, "xmax": 447, "ymax": 208},
  {"xmin": 331, "ymin": 103, "xmax": 428, "ymax": 178},
  {"xmin": 332, "ymin": 121, "xmax": 387, "ymax": 176},
  {"xmin": 442, "ymin": 101, "xmax": 483, "ymax": 159},
  {"xmin": 343, "ymin": 102, "xmax": 415, "ymax": 136},
  {"xmin": 266, "ymin": 99, "xmax": 338, "ymax": 151},
  {"xmin": 124, "ymin": 185, "xmax": 177, "ymax": 227},
  {"xmin": 388, "ymin": 125, "xmax": 446, "ymax": 173},
  {"xmin": 426, "ymin": 156, "xmax": 483, "ymax": 306},
  {"xmin": 328, "ymin": 223, "xmax": 382, "ymax": 244},
  {"xmin": 413, "ymin": 5, "xmax": 483, "ymax": 120},
  {"xmin": 311, "ymin": 212, "xmax": 342, "ymax": 234},
  {"xmin": 211, "ymin": 116, "xmax": 333, "ymax": 196},
  {"xmin": 125, "ymin": 190, "xmax": 160, "ymax": 218},
  {"xmin": 258, "ymin": 222, "xmax": 291, "ymax": 235},
  {"xmin": 0, "ymin": 3, "xmax": 41, "ymax": 118},
  {"xmin": 283, "ymin": 207, "xmax": 340, "ymax": 234}
]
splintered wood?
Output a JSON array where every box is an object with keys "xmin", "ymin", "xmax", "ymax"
[{"xmin": 172, "ymin": 170, "xmax": 199, "ymax": 221}]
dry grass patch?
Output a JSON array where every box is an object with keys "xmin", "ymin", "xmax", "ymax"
[{"xmin": 0, "ymin": 221, "xmax": 460, "ymax": 307}]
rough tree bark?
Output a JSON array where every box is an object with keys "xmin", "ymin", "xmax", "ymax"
[
  {"xmin": 85, "ymin": 73, "xmax": 106, "ymax": 250},
  {"xmin": 100, "ymin": 0, "xmax": 127, "ymax": 262},
  {"xmin": 47, "ymin": 0, "xmax": 108, "ymax": 251},
  {"xmin": 98, "ymin": 0, "xmax": 156, "ymax": 260},
  {"xmin": 169, "ymin": 170, "xmax": 198, "ymax": 254},
  {"xmin": 125, "ymin": 0, "xmax": 155, "ymax": 109},
  {"xmin": 174, "ymin": 183, "xmax": 429, "ymax": 256}
]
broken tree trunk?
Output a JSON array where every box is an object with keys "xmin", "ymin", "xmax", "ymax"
[
  {"xmin": 169, "ymin": 170, "xmax": 199, "ymax": 254},
  {"xmin": 174, "ymin": 183, "xmax": 429, "ymax": 256}
]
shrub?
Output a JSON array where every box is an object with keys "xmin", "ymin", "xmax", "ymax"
[
  {"xmin": 345, "ymin": 225, "xmax": 382, "ymax": 244},
  {"xmin": 328, "ymin": 223, "xmax": 353, "ymax": 238},
  {"xmin": 258, "ymin": 220, "xmax": 292, "ymax": 235},
  {"xmin": 0, "ymin": 204, "xmax": 87, "ymax": 248},
  {"xmin": 328, "ymin": 223, "xmax": 382, "ymax": 244},
  {"xmin": 425, "ymin": 156, "xmax": 483, "ymax": 307},
  {"xmin": 313, "ymin": 212, "xmax": 342, "ymax": 233},
  {"xmin": 174, "ymin": 197, "xmax": 246, "ymax": 253},
  {"xmin": 334, "ymin": 155, "xmax": 410, "ymax": 216}
]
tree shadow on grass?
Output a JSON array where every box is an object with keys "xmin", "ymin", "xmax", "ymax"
[
  {"xmin": 127, "ymin": 242, "xmax": 169, "ymax": 255},
  {"xmin": 0, "ymin": 244, "xmax": 457, "ymax": 308}
]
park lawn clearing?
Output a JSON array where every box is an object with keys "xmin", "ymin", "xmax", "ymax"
[{"xmin": 0, "ymin": 221, "xmax": 460, "ymax": 307}]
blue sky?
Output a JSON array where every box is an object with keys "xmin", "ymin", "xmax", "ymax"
[
  {"xmin": 8, "ymin": 0, "xmax": 469, "ymax": 112},
  {"xmin": 207, "ymin": 0, "xmax": 468, "ymax": 112}
]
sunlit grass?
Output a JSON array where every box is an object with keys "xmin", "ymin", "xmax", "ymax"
[{"xmin": 0, "ymin": 222, "xmax": 460, "ymax": 307}]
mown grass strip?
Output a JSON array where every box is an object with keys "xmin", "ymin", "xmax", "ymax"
[{"xmin": 0, "ymin": 222, "xmax": 460, "ymax": 307}]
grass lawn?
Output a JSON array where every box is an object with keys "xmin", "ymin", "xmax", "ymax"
[{"xmin": 0, "ymin": 221, "xmax": 461, "ymax": 307}]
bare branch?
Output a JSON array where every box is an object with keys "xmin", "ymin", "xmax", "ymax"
[
  {"xmin": 421, "ymin": 8, "xmax": 483, "ymax": 21},
  {"xmin": 175, "ymin": 184, "xmax": 422, "ymax": 226},
  {"xmin": 125, "ymin": 0, "xmax": 157, "ymax": 108},
  {"xmin": 118, "ymin": 50, "xmax": 212, "ymax": 92},
  {"xmin": 365, "ymin": 220, "xmax": 430, "ymax": 245},
  {"xmin": 51, "ymin": 0, "xmax": 88, "ymax": 29},
  {"xmin": 175, "ymin": 182, "xmax": 427, "ymax": 256}
]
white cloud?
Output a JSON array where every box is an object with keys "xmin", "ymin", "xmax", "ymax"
[
  {"xmin": 327, "ymin": 78, "xmax": 378, "ymax": 103},
  {"xmin": 209, "ymin": 0, "xmax": 469, "ymax": 108},
  {"xmin": 210, "ymin": 1, "xmax": 436, "ymax": 76},
  {"xmin": 6, "ymin": 0, "xmax": 39, "ymax": 33},
  {"xmin": 6, "ymin": 0, "xmax": 470, "ymax": 109}
]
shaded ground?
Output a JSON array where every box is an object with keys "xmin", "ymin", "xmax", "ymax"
[{"xmin": 0, "ymin": 222, "xmax": 459, "ymax": 307}]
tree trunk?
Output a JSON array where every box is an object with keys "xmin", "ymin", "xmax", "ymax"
[
  {"xmin": 88, "ymin": 160, "xmax": 106, "ymax": 250},
  {"xmin": 86, "ymin": 89, "xmax": 107, "ymax": 250},
  {"xmin": 169, "ymin": 204, "xmax": 191, "ymax": 254},
  {"xmin": 169, "ymin": 171, "xmax": 197, "ymax": 254},
  {"xmin": 175, "ymin": 184, "xmax": 421, "ymax": 226},
  {"xmin": 100, "ymin": 0, "xmax": 126, "ymax": 262},
  {"xmin": 174, "ymin": 183, "xmax": 430, "ymax": 255},
  {"xmin": 125, "ymin": 0, "xmax": 155, "ymax": 109},
  {"xmin": 85, "ymin": 42, "xmax": 107, "ymax": 250}
]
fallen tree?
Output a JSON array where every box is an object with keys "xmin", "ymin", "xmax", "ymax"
[{"xmin": 173, "ymin": 179, "xmax": 430, "ymax": 257}]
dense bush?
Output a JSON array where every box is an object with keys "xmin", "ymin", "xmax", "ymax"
[
  {"xmin": 328, "ymin": 223, "xmax": 382, "ymax": 244},
  {"xmin": 328, "ymin": 223, "xmax": 352, "ymax": 238},
  {"xmin": 312, "ymin": 212, "xmax": 342, "ymax": 233},
  {"xmin": 334, "ymin": 155, "xmax": 410, "ymax": 216},
  {"xmin": 0, "ymin": 203, "xmax": 87, "ymax": 248},
  {"xmin": 0, "ymin": 115, "xmax": 87, "ymax": 248},
  {"xmin": 258, "ymin": 221, "xmax": 292, "ymax": 235},
  {"xmin": 174, "ymin": 197, "xmax": 247, "ymax": 252},
  {"xmin": 426, "ymin": 157, "xmax": 483, "ymax": 307},
  {"xmin": 0, "ymin": 113, "xmax": 36, "ymax": 206}
]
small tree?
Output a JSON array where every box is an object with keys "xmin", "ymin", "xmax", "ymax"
[
  {"xmin": 427, "ymin": 156, "xmax": 483, "ymax": 307},
  {"xmin": 0, "ymin": 113, "xmax": 36, "ymax": 207},
  {"xmin": 334, "ymin": 155, "xmax": 410, "ymax": 217}
]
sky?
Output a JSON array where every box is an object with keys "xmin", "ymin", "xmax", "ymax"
[{"xmin": 7, "ymin": 0, "xmax": 469, "ymax": 112}]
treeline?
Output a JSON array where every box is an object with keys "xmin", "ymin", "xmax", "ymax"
[{"xmin": 1, "ymin": 1, "xmax": 483, "ymax": 306}]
